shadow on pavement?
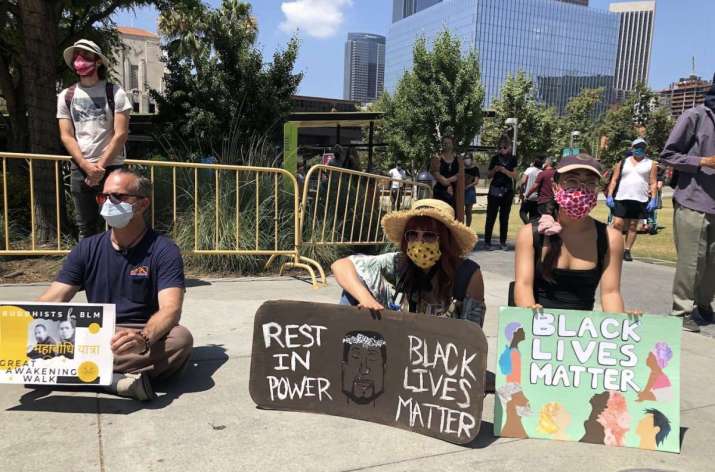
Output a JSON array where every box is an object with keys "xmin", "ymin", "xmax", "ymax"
[
  {"xmin": 186, "ymin": 278, "xmax": 212, "ymax": 288},
  {"xmin": 463, "ymin": 421, "xmax": 500, "ymax": 449},
  {"xmin": 7, "ymin": 345, "xmax": 229, "ymax": 415}
]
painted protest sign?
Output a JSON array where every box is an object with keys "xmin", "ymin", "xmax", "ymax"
[
  {"xmin": 494, "ymin": 307, "xmax": 681, "ymax": 453},
  {"xmin": 249, "ymin": 300, "xmax": 488, "ymax": 444},
  {"xmin": 0, "ymin": 302, "xmax": 115, "ymax": 386}
]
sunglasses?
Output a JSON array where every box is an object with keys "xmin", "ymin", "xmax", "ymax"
[
  {"xmin": 96, "ymin": 192, "xmax": 143, "ymax": 205},
  {"xmin": 404, "ymin": 230, "xmax": 439, "ymax": 244}
]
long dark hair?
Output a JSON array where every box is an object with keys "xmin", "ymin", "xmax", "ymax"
[
  {"xmin": 396, "ymin": 216, "xmax": 461, "ymax": 303},
  {"xmin": 540, "ymin": 174, "xmax": 562, "ymax": 282}
]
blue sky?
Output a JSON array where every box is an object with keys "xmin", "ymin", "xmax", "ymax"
[{"xmin": 115, "ymin": 0, "xmax": 715, "ymax": 99}]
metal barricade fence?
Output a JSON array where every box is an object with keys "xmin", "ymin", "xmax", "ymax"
[
  {"xmin": 0, "ymin": 152, "xmax": 325, "ymax": 287},
  {"xmin": 299, "ymin": 165, "xmax": 432, "ymax": 247}
]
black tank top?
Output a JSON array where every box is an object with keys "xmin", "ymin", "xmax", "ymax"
[
  {"xmin": 434, "ymin": 157, "xmax": 459, "ymax": 197},
  {"xmin": 532, "ymin": 221, "xmax": 608, "ymax": 311}
]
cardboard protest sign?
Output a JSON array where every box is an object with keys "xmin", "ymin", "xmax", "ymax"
[
  {"xmin": 494, "ymin": 307, "xmax": 681, "ymax": 453},
  {"xmin": 249, "ymin": 300, "xmax": 488, "ymax": 444},
  {"xmin": 0, "ymin": 302, "xmax": 115, "ymax": 386}
]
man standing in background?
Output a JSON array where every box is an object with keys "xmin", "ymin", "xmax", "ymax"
[
  {"xmin": 660, "ymin": 74, "xmax": 715, "ymax": 332},
  {"xmin": 57, "ymin": 39, "xmax": 133, "ymax": 239},
  {"xmin": 518, "ymin": 158, "xmax": 543, "ymax": 223}
]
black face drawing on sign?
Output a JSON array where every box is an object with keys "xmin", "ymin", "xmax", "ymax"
[{"xmin": 341, "ymin": 331, "xmax": 387, "ymax": 405}]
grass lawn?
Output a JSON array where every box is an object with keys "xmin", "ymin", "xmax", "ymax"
[{"xmin": 470, "ymin": 197, "xmax": 677, "ymax": 264}]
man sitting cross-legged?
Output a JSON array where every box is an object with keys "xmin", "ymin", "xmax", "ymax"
[{"xmin": 39, "ymin": 168, "xmax": 193, "ymax": 401}]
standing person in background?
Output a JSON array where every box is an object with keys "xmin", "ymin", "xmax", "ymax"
[
  {"xmin": 518, "ymin": 158, "xmax": 543, "ymax": 223},
  {"xmin": 431, "ymin": 135, "xmax": 464, "ymax": 216},
  {"xmin": 388, "ymin": 162, "xmax": 407, "ymax": 208},
  {"xmin": 57, "ymin": 39, "xmax": 133, "ymax": 240},
  {"xmin": 606, "ymin": 139, "xmax": 658, "ymax": 262},
  {"xmin": 484, "ymin": 136, "xmax": 518, "ymax": 250},
  {"xmin": 526, "ymin": 158, "xmax": 555, "ymax": 217},
  {"xmin": 660, "ymin": 76, "xmax": 715, "ymax": 332},
  {"xmin": 464, "ymin": 153, "xmax": 480, "ymax": 228}
]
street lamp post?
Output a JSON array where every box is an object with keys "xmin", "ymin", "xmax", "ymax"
[
  {"xmin": 570, "ymin": 130, "xmax": 581, "ymax": 156},
  {"xmin": 505, "ymin": 117, "xmax": 518, "ymax": 157}
]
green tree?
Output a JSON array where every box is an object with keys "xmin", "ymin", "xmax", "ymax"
[
  {"xmin": 556, "ymin": 87, "xmax": 605, "ymax": 155},
  {"xmin": 598, "ymin": 83, "xmax": 669, "ymax": 167},
  {"xmin": 379, "ymin": 31, "xmax": 485, "ymax": 171},
  {"xmin": 153, "ymin": 0, "xmax": 302, "ymax": 160},
  {"xmin": 481, "ymin": 71, "xmax": 556, "ymax": 164}
]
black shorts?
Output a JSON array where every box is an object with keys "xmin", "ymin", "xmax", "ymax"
[{"xmin": 613, "ymin": 199, "xmax": 646, "ymax": 219}]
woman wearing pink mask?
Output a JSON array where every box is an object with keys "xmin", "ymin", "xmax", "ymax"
[{"xmin": 513, "ymin": 154, "xmax": 625, "ymax": 312}]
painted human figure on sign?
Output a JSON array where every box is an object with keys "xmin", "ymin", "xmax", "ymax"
[
  {"xmin": 537, "ymin": 402, "xmax": 572, "ymax": 441},
  {"xmin": 498, "ymin": 322, "xmax": 524, "ymax": 384},
  {"xmin": 496, "ymin": 382, "xmax": 531, "ymax": 438},
  {"xmin": 637, "ymin": 342, "xmax": 673, "ymax": 402},
  {"xmin": 598, "ymin": 391, "xmax": 630, "ymax": 447},
  {"xmin": 340, "ymin": 331, "xmax": 387, "ymax": 405},
  {"xmin": 636, "ymin": 408, "xmax": 672, "ymax": 450},
  {"xmin": 579, "ymin": 391, "xmax": 609, "ymax": 444}
]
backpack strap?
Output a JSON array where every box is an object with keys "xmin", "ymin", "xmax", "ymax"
[
  {"xmin": 105, "ymin": 82, "xmax": 115, "ymax": 115},
  {"xmin": 453, "ymin": 258, "xmax": 480, "ymax": 301},
  {"xmin": 531, "ymin": 223, "xmax": 544, "ymax": 266},
  {"xmin": 64, "ymin": 83, "xmax": 77, "ymax": 121},
  {"xmin": 595, "ymin": 221, "xmax": 609, "ymax": 274}
]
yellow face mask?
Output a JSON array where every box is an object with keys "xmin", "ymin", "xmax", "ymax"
[{"xmin": 406, "ymin": 240, "xmax": 442, "ymax": 270}]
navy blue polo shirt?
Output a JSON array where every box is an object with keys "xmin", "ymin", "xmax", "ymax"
[{"xmin": 57, "ymin": 229, "xmax": 185, "ymax": 323}]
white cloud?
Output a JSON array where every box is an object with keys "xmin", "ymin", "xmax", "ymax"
[{"xmin": 279, "ymin": 0, "xmax": 353, "ymax": 39}]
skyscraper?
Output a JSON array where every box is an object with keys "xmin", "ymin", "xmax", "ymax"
[
  {"xmin": 386, "ymin": 0, "xmax": 619, "ymax": 114},
  {"xmin": 609, "ymin": 1, "xmax": 656, "ymax": 99},
  {"xmin": 343, "ymin": 33, "xmax": 386, "ymax": 104}
]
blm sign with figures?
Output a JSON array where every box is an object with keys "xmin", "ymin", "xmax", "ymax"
[
  {"xmin": 249, "ymin": 300, "xmax": 488, "ymax": 444},
  {"xmin": 0, "ymin": 302, "xmax": 115, "ymax": 386},
  {"xmin": 494, "ymin": 307, "xmax": 681, "ymax": 453}
]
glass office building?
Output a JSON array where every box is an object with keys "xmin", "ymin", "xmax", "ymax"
[
  {"xmin": 343, "ymin": 33, "xmax": 386, "ymax": 103},
  {"xmin": 386, "ymin": 0, "xmax": 619, "ymax": 113}
]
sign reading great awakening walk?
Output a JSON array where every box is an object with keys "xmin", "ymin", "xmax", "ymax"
[
  {"xmin": 0, "ymin": 302, "xmax": 115, "ymax": 386},
  {"xmin": 495, "ymin": 307, "xmax": 681, "ymax": 453},
  {"xmin": 249, "ymin": 300, "xmax": 488, "ymax": 444}
]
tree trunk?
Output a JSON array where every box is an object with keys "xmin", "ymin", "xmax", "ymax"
[{"xmin": 18, "ymin": 0, "xmax": 61, "ymax": 244}]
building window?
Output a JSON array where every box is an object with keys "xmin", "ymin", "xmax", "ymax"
[
  {"xmin": 130, "ymin": 65, "xmax": 139, "ymax": 90},
  {"xmin": 132, "ymin": 100, "xmax": 140, "ymax": 113},
  {"xmin": 148, "ymin": 102, "xmax": 156, "ymax": 114}
]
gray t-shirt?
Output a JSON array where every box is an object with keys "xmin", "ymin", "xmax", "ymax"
[
  {"xmin": 523, "ymin": 166, "xmax": 542, "ymax": 201},
  {"xmin": 56, "ymin": 81, "xmax": 132, "ymax": 166}
]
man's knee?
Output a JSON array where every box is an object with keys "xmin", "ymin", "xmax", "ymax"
[{"xmin": 170, "ymin": 325, "xmax": 194, "ymax": 355}]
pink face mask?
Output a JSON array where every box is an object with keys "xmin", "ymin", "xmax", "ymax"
[
  {"xmin": 73, "ymin": 55, "xmax": 96, "ymax": 76},
  {"xmin": 555, "ymin": 186, "xmax": 597, "ymax": 220}
]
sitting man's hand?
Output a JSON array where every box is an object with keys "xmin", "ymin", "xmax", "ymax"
[{"xmin": 112, "ymin": 330, "xmax": 147, "ymax": 355}]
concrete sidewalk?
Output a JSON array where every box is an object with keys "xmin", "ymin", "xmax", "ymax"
[{"xmin": 1, "ymin": 274, "xmax": 714, "ymax": 472}]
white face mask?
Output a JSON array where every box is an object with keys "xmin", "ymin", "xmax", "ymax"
[{"xmin": 100, "ymin": 200, "xmax": 134, "ymax": 229}]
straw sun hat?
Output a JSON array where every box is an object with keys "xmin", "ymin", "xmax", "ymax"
[{"xmin": 381, "ymin": 199, "xmax": 477, "ymax": 256}]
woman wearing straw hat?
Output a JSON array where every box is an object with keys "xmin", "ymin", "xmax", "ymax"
[
  {"xmin": 513, "ymin": 153, "xmax": 625, "ymax": 312},
  {"xmin": 332, "ymin": 199, "xmax": 486, "ymax": 325}
]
